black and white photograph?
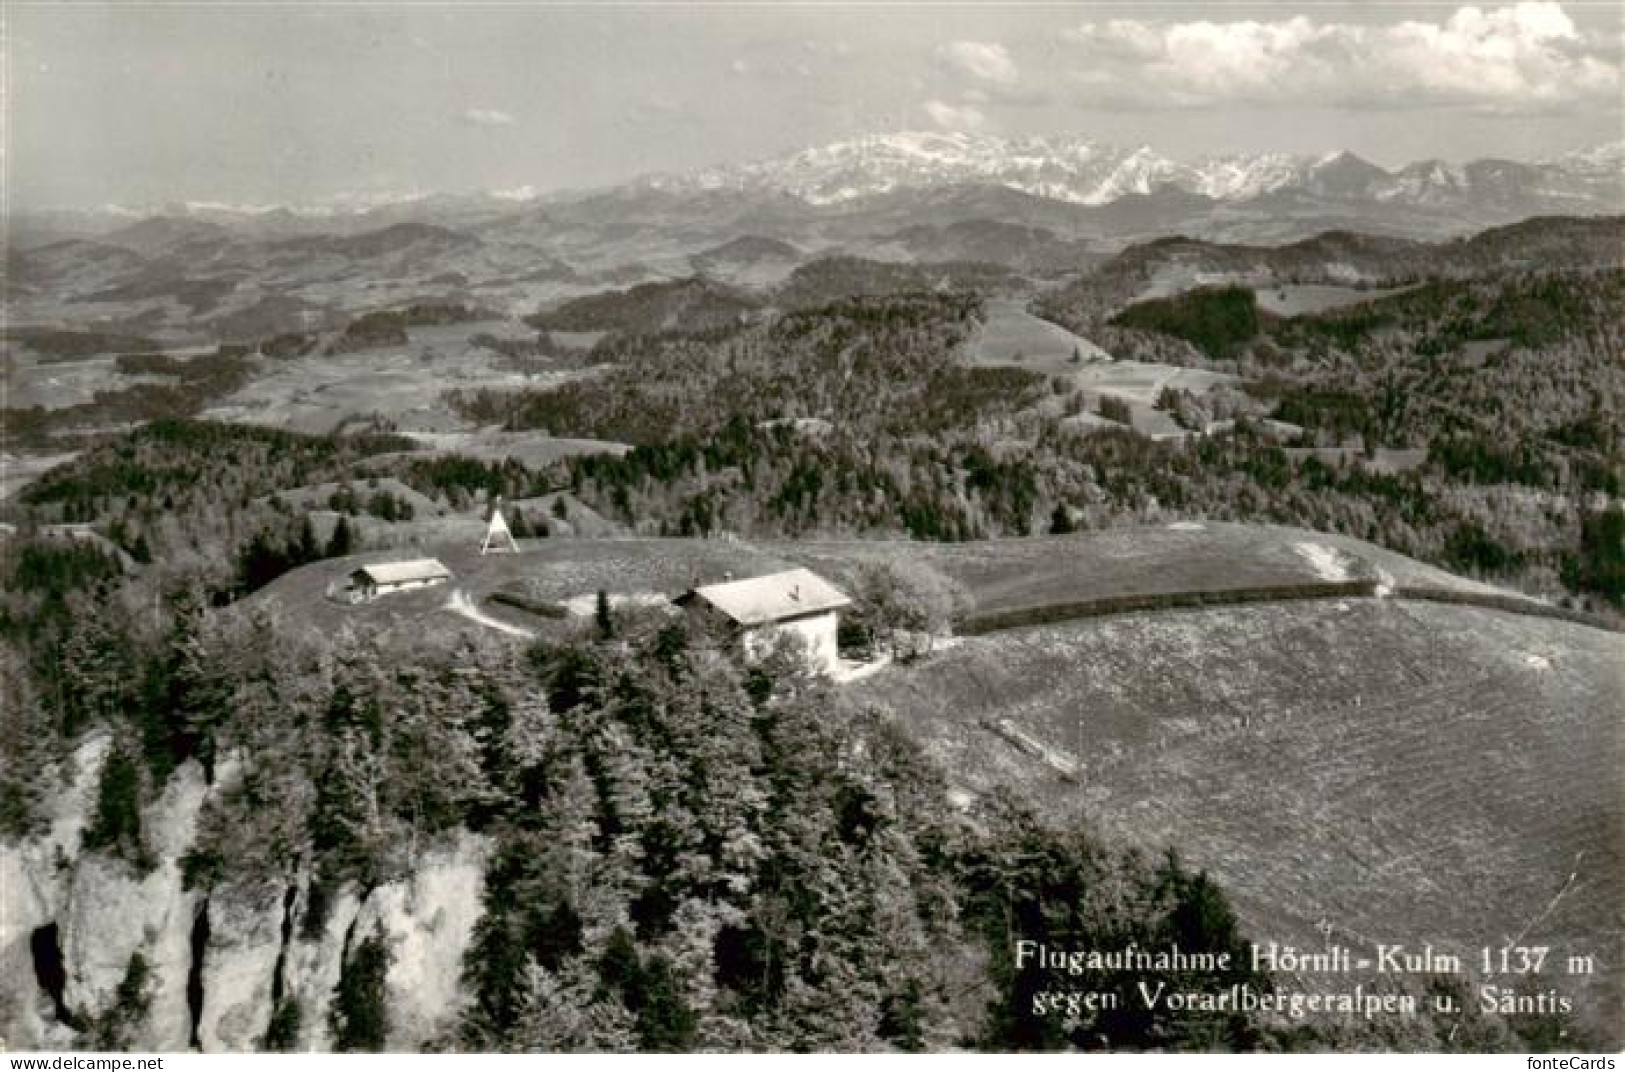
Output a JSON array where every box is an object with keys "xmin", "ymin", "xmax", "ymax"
[{"xmin": 0, "ymin": 0, "xmax": 1621, "ymax": 1057}]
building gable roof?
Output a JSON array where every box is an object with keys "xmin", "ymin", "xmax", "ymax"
[
  {"xmin": 352, "ymin": 558, "xmax": 452, "ymax": 585},
  {"xmin": 686, "ymin": 567, "xmax": 850, "ymax": 626}
]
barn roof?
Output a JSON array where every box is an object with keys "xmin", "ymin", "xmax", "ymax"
[
  {"xmin": 684, "ymin": 567, "xmax": 850, "ymax": 626},
  {"xmin": 352, "ymin": 558, "xmax": 452, "ymax": 585}
]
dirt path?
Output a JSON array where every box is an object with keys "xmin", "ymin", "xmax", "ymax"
[{"xmin": 445, "ymin": 588, "xmax": 536, "ymax": 638}]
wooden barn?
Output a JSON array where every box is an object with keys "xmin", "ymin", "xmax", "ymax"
[
  {"xmin": 678, "ymin": 567, "xmax": 851, "ymax": 674},
  {"xmin": 346, "ymin": 558, "xmax": 452, "ymax": 603}
]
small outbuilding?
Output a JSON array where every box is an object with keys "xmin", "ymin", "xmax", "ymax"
[
  {"xmin": 346, "ymin": 558, "xmax": 453, "ymax": 603},
  {"xmin": 678, "ymin": 567, "xmax": 852, "ymax": 674}
]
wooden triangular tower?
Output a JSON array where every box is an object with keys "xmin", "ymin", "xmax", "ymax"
[{"xmin": 481, "ymin": 499, "xmax": 520, "ymax": 555}]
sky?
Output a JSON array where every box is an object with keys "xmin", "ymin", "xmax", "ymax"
[{"xmin": 6, "ymin": 2, "xmax": 1622, "ymax": 209}]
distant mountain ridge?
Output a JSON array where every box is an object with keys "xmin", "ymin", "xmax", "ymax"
[
  {"xmin": 7, "ymin": 135, "xmax": 1622, "ymax": 344},
  {"xmin": 641, "ymin": 132, "xmax": 1624, "ymax": 215},
  {"xmin": 17, "ymin": 133, "xmax": 1622, "ymax": 232}
]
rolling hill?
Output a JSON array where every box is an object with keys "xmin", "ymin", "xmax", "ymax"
[
  {"xmin": 246, "ymin": 524, "xmax": 1624, "ymax": 1050},
  {"xmin": 527, "ymin": 277, "xmax": 762, "ymax": 335}
]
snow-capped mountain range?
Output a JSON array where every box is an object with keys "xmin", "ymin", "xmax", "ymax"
[
  {"xmin": 11, "ymin": 133, "xmax": 1619, "ymax": 253},
  {"xmin": 643, "ymin": 131, "xmax": 1623, "ymax": 210}
]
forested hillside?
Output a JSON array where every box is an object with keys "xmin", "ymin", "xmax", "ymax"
[
  {"xmin": 448, "ymin": 274, "xmax": 1624, "ymax": 614},
  {"xmin": 0, "ymin": 543, "xmax": 1574, "ymax": 1051}
]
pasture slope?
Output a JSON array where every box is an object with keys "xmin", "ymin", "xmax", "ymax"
[
  {"xmin": 195, "ymin": 320, "xmax": 610, "ymax": 438},
  {"xmin": 795, "ymin": 521, "xmax": 1575, "ymax": 625},
  {"xmin": 850, "ymin": 598, "xmax": 1624, "ymax": 1047},
  {"xmin": 962, "ymin": 298, "xmax": 1113, "ymax": 368},
  {"xmin": 961, "ymin": 299, "xmax": 1237, "ymax": 439},
  {"xmin": 256, "ymin": 524, "xmax": 1623, "ymax": 1043}
]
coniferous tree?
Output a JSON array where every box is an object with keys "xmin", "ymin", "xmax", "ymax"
[
  {"xmin": 331, "ymin": 925, "xmax": 392, "ymax": 1051},
  {"xmin": 83, "ymin": 744, "xmax": 148, "ymax": 871},
  {"xmin": 326, "ymin": 515, "xmax": 355, "ymax": 558}
]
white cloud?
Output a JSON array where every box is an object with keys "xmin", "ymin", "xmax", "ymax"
[
  {"xmin": 932, "ymin": 39, "xmax": 1049, "ymax": 108},
  {"xmin": 1060, "ymin": 2, "xmax": 1620, "ymax": 111},
  {"xmin": 923, "ymin": 99, "xmax": 986, "ymax": 131},
  {"xmin": 462, "ymin": 107, "xmax": 516, "ymax": 127},
  {"xmin": 935, "ymin": 40, "xmax": 1019, "ymax": 86}
]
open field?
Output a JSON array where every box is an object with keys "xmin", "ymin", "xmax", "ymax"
[
  {"xmin": 401, "ymin": 429, "xmax": 629, "ymax": 467},
  {"xmin": 2, "ymin": 343, "xmax": 213, "ymax": 411},
  {"xmin": 4, "ymin": 355, "xmax": 128, "ymax": 410},
  {"xmin": 798, "ymin": 522, "xmax": 1533, "ymax": 623},
  {"xmin": 544, "ymin": 330, "xmax": 609, "ymax": 351},
  {"xmin": 1131, "ymin": 265, "xmax": 1416, "ymax": 310},
  {"xmin": 960, "ymin": 300, "xmax": 1238, "ymax": 440},
  {"xmin": 1065, "ymin": 360, "xmax": 1239, "ymax": 439},
  {"xmin": 850, "ymin": 598, "xmax": 1625, "ymax": 1044},
  {"xmin": 1069, "ymin": 359, "xmax": 1236, "ymax": 405},
  {"xmin": 962, "ymin": 299, "xmax": 1113, "ymax": 370},
  {"xmin": 0, "ymin": 450, "xmax": 82, "ymax": 502},
  {"xmin": 1254, "ymin": 283, "xmax": 1419, "ymax": 317},
  {"xmin": 199, "ymin": 320, "xmax": 601, "ymax": 435}
]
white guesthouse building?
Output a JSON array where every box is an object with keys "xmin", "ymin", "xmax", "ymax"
[
  {"xmin": 345, "ymin": 558, "xmax": 453, "ymax": 603},
  {"xmin": 679, "ymin": 567, "xmax": 852, "ymax": 674}
]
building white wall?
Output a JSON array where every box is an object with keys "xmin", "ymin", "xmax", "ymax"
[
  {"xmin": 742, "ymin": 612, "xmax": 841, "ymax": 674},
  {"xmin": 381, "ymin": 577, "xmax": 446, "ymax": 593}
]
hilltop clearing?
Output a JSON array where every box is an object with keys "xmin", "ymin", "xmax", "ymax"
[
  {"xmin": 233, "ymin": 525, "xmax": 1625, "ymax": 1049},
  {"xmin": 249, "ymin": 524, "xmax": 1607, "ymax": 652}
]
